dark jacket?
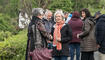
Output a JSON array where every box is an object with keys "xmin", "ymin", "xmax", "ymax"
[
  {"xmin": 95, "ymin": 14, "xmax": 105, "ymax": 54},
  {"xmin": 26, "ymin": 16, "xmax": 52, "ymax": 60},
  {"xmin": 79, "ymin": 17, "xmax": 97, "ymax": 52},
  {"xmin": 51, "ymin": 24, "xmax": 72, "ymax": 56},
  {"xmin": 68, "ymin": 18, "xmax": 83, "ymax": 43},
  {"xmin": 42, "ymin": 18, "xmax": 53, "ymax": 33}
]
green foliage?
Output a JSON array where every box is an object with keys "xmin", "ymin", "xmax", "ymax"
[
  {"xmin": 0, "ymin": 13, "xmax": 18, "ymax": 34},
  {"xmin": 0, "ymin": 13, "xmax": 12, "ymax": 31},
  {"xmin": 99, "ymin": 0, "xmax": 105, "ymax": 8},
  {"xmin": 0, "ymin": 31, "xmax": 12, "ymax": 41},
  {"xmin": 0, "ymin": 31, "xmax": 5, "ymax": 41},
  {"xmin": 101, "ymin": 9, "xmax": 105, "ymax": 14},
  {"xmin": 0, "ymin": 0, "xmax": 19, "ymax": 17},
  {"xmin": 8, "ymin": 0, "xmax": 19, "ymax": 17},
  {"xmin": 48, "ymin": 0, "xmax": 73, "ymax": 12},
  {"xmin": 0, "ymin": 30, "xmax": 27, "ymax": 60},
  {"xmin": 0, "ymin": 0, "xmax": 105, "ymax": 60}
]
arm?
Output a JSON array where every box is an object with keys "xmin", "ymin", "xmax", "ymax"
[
  {"xmin": 79, "ymin": 20, "xmax": 91, "ymax": 39},
  {"xmin": 95, "ymin": 22, "xmax": 105, "ymax": 45},
  {"xmin": 61, "ymin": 24, "xmax": 72, "ymax": 43},
  {"xmin": 51, "ymin": 26, "xmax": 54, "ymax": 36},
  {"xmin": 37, "ymin": 21, "xmax": 52, "ymax": 40}
]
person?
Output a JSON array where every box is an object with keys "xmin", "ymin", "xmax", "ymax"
[
  {"xmin": 43, "ymin": 9, "xmax": 53, "ymax": 33},
  {"xmin": 68, "ymin": 11, "xmax": 83, "ymax": 60},
  {"xmin": 65, "ymin": 12, "xmax": 72, "ymax": 24},
  {"xmin": 19, "ymin": 10, "xmax": 30, "ymax": 29},
  {"xmin": 77, "ymin": 8, "xmax": 97, "ymax": 60},
  {"xmin": 95, "ymin": 14, "xmax": 105, "ymax": 60},
  {"xmin": 42, "ymin": 9, "xmax": 53, "ymax": 49},
  {"xmin": 92, "ymin": 11, "xmax": 102, "ymax": 60},
  {"xmin": 51, "ymin": 9, "xmax": 72, "ymax": 60},
  {"xmin": 94, "ymin": 11, "xmax": 101, "ymax": 23},
  {"xmin": 64, "ymin": 12, "xmax": 69, "ymax": 21},
  {"xmin": 25, "ymin": 8, "xmax": 52, "ymax": 60}
]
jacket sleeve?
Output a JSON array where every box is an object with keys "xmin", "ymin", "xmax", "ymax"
[
  {"xmin": 61, "ymin": 24, "xmax": 72, "ymax": 43},
  {"xmin": 95, "ymin": 21, "xmax": 105, "ymax": 45},
  {"xmin": 51, "ymin": 27, "xmax": 54, "ymax": 36},
  {"xmin": 37, "ymin": 21, "xmax": 52, "ymax": 40},
  {"xmin": 79, "ymin": 19, "xmax": 91, "ymax": 39}
]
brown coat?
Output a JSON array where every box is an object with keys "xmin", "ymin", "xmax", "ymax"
[
  {"xmin": 79, "ymin": 18, "xmax": 97, "ymax": 52},
  {"xmin": 26, "ymin": 16, "xmax": 52, "ymax": 60}
]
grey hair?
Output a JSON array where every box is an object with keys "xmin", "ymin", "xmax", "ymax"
[
  {"xmin": 54, "ymin": 9, "xmax": 65, "ymax": 22},
  {"xmin": 44, "ymin": 9, "xmax": 52, "ymax": 19},
  {"xmin": 32, "ymin": 8, "xmax": 44, "ymax": 16}
]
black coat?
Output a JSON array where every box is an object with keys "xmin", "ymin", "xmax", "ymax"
[
  {"xmin": 51, "ymin": 24, "xmax": 72, "ymax": 56},
  {"xmin": 42, "ymin": 18, "xmax": 53, "ymax": 33},
  {"xmin": 95, "ymin": 14, "xmax": 105, "ymax": 54}
]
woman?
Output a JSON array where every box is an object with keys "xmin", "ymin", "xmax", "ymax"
[
  {"xmin": 25, "ymin": 8, "xmax": 52, "ymax": 60},
  {"xmin": 77, "ymin": 8, "xmax": 97, "ymax": 60},
  {"xmin": 68, "ymin": 11, "xmax": 83, "ymax": 60},
  {"xmin": 51, "ymin": 10, "xmax": 72, "ymax": 60}
]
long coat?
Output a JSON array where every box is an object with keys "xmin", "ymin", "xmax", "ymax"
[
  {"xmin": 51, "ymin": 24, "xmax": 72, "ymax": 56},
  {"xmin": 79, "ymin": 18, "xmax": 97, "ymax": 52},
  {"xmin": 25, "ymin": 16, "xmax": 52, "ymax": 60}
]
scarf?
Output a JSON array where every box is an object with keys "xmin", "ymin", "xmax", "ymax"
[{"xmin": 53, "ymin": 20, "xmax": 65, "ymax": 50}]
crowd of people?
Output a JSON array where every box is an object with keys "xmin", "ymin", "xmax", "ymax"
[{"xmin": 25, "ymin": 8, "xmax": 105, "ymax": 60}]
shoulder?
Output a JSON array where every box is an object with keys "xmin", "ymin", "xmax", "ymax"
[
  {"xmin": 42, "ymin": 18, "xmax": 47, "ymax": 23},
  {"xmin": 61, "ymin": 24, "xmax": 71, "ymax": 30},
  {"xmin": 88, "ymin": 17, "xmax": 96, "ymax": 25},
  {"xmin": 85, "ymin": 17, "xmax": 95, "ymax": 24}
]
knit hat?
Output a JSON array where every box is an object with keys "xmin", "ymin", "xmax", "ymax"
[{"xmin": 94, "ymin": 11, "xmax": 101, "ymax": 17}]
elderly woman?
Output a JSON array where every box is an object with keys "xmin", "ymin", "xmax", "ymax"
[
  {"xmin": 51, "ymin": 10, "xmax": 72, "ymax": 60},
  {"xmin": 25, "ymin": 8, "xmax": 52, "ymax": 60}
]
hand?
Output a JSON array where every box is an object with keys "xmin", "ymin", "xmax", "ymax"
[
  {"xmin": 47, "ymin": 40, "xmax": 51, "ymax": 43},
  {"xmin": 97, "ymin": 44, "xmax": 100, "ymax": 48},
  {"xmin": 77, "ymin": 34, "xmax": 80, "ymax": 38},
  {"xmin": 56, "ymin": 38, "xmax": 61, "ymax": 42},
  {"xmin": 49, "ymin": 35, "xmax": 53, "ymax": 40}
]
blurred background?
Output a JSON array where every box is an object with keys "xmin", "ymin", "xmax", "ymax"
[{"xmin": 0, "ymin": 0, "xmax": 105, "ymax": 60}]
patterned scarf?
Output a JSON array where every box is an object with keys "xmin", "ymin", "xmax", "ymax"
[{"xmin": 53, "ymin": 20, "xmax": 65, "ymax": 50}]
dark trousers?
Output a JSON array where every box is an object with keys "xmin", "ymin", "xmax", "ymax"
[
  {"xmin": 54, "ymin": 56, "xmax": 68, "ymax": 60},
  {"xmin": 81, "ymin": 51, "xmax": 94, "ymax": 60}
]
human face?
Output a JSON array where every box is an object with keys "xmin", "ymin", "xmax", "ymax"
[
  {"xmin": 47, "ymin": 12, "xmax": 52, "ymax": 20},
  {"xmin": 64, "ymin": 14, "xmax": 68, "ymax": 19},
  {"xmin": 55, "ymin": 14, "xmax": 63, "ymax": 23},
  {"xmin": 81, "ymin": 11, "xmax": 86, "ymax": 19},
  {"xmin": 38, "ymin": 14, "xmax": 44, "ymax": 19}
]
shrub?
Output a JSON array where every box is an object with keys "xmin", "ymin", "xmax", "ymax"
[
  {"xmin": 0, "ymin": 13, "xmax": 19, "ymax": 34},
  {"xmin": 0, "ymin": 31, "xmax": 12, "ymax": 41},
  {"xmin": 0, "ymin": 29, "xmax": 27, "ymax": 60}
]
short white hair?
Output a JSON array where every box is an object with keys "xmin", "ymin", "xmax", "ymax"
[
  {"xmin": 44, "ymin": 9, "xmax": 52, "ymax": 19},
  {"xmin": 54, "ymin": 9, "xmax": 65, "ymax": 22},
  {"xmin": 32, "ymin": 8, "xmax": 44, "ymax": 16}
]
